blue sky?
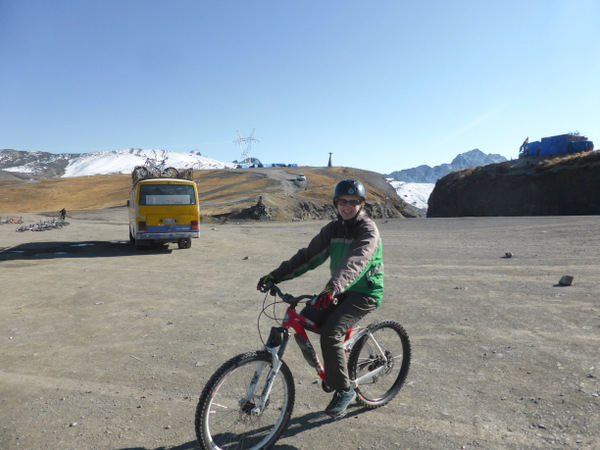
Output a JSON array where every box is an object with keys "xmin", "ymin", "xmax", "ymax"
[{"xmin": 1, "ymin": 1, "xmax": 599, "ymax": 173}]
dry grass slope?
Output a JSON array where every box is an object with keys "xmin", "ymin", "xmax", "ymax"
[{"xmin": 0, "ymin": 166, "xmax": 411, "ymax": 220}]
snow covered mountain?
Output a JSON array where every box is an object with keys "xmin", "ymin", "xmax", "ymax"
[
  {"xmin": 0, "ymin": 148, "xmax": 236, "ymax": 177},
  {"xmin": 386, "ymin": 149, "xmax": 509, "ymax": 215},
  {"xmin": 387, "ymin": 149, "xmax": 507, "ymax": 183}
]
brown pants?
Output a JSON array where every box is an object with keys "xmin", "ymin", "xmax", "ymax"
[{"xmin": 300, "ymin": 291, "xmax": 378, "ymax": 391}]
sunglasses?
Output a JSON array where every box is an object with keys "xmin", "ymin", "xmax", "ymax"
[{"xmin": 336, "ymin": 198, "xmax": 362, "ymax": 206}]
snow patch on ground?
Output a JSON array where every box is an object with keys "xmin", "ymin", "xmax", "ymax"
[{"xmin": 390, "ymin": 181, "xmax": 435, "ymax": 211}]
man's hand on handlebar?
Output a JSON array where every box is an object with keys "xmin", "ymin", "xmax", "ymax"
[
  {"xmin": 314, "ymin": 286, "xmax": 335, "ymax": 310},
  {"xmin": 257, "ymin": 273, "xmax": 276, "ymax": 292}
]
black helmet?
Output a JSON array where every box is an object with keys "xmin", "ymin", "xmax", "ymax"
[{"xmin": 333, "ymin": 179, "xmax": 366, "ymax": 203}]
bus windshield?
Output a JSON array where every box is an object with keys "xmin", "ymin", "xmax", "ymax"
[{"xmin": 139, "ymin": 184, "xmax": 196, "ymax": 205}]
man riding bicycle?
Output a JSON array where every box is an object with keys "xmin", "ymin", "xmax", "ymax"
[{"xmin": 257, "ymin": 178, "xmax": 384, "ymax": 418}]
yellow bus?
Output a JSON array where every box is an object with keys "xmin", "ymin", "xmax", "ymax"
[{"xmin": 128, "ymin": 178, "xmax": 200, "ymax": 249}]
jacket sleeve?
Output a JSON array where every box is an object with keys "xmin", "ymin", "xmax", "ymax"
[
  {"xmin": 329, "ymin": 219, "xmax": 380, "ymax": 295},
  {"xmin": 271, "ymin": 221, "xmax": 333, "ymax": 282}
]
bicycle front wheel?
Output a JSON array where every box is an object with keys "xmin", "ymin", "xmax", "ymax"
[
  {"xmin": 348, "ymin": 320, "xmax": 411, "ymax": 408},
  {"xmin": 195, "ymin": 350, "xmax": 295, "ymax": 450},
  {"xmin": 162, "ymin": 167, "xmax": 179, "ymax": 177}
]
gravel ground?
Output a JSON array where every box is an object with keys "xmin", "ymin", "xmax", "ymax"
[{"xmin": 1, "ymin": 210, "xmax": 599, "ymax": 449}]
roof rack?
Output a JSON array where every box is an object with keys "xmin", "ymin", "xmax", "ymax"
[{"xmin": 131, "ymin": 166, "xmax": 194, "ymax": 184}]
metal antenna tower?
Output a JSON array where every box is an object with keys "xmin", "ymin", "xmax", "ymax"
[{"xmin": 234, "ymin": 129, "xmax": 259, "ymax": 162}]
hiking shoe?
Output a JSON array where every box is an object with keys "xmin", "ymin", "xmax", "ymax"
[{"xmin": 325, "ymin": 387, "xmax": 356, "ymax": 418}]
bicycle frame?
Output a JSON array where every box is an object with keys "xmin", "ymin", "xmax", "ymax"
[{"xmin": 247, "ymin": 300, "xmax": 392, "ymax": 414}]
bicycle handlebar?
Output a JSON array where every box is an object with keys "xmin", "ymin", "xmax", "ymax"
[{"xmin": 260, "ymin": 282, "xmax": 338, "ymax": 307}]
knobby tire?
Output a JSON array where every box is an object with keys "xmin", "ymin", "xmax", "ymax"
[
  {"xmin": 195, "ymin": 351, "xmax": 295, "ymax": 450},
  {"xmin": 162, "ymin": 167, "xmax": 179, "ymax": 177},
  {"xmin": 348, "ymin": 320, "xmax": 411, "ymax": 408}
]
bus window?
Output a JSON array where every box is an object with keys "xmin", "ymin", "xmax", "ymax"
[{"xmin": 139, "ymin": 184, "xmax": 196, "ymax": 205}]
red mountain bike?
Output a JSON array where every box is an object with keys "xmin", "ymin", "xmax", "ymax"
[{"xmin": 195, "ymin": 283, "xmax": 411, "ymax": 450}]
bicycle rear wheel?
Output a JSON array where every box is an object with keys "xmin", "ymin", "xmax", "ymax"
[
  {"xmin": 195, "ymin": 350, "xmax": 295, "ymax": 450},
  {"xmin": 348, "ymin": 320, "xmax": 411, "ymax": 408}
]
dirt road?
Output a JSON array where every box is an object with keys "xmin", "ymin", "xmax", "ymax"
[{"xmin": 1, "ymin": 211, "xmax": 599, "ymax": 449}]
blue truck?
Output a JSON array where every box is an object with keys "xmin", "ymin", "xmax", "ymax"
[{"xmin": 519, "ymin": 133, "xmax": 594, "ymax": 158}]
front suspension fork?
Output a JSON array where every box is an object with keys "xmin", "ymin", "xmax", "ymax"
[{"xmin": 246, "ymin": 327, "xmax": 290, "ymax": 416}]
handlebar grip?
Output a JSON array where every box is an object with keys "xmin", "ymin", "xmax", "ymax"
[{"xmin": 260, "ymin": 281, "xmax": 274, "ymax": 294}]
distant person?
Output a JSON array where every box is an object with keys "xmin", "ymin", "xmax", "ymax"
[
  {"xmin": 257, "ymin": 179, "xmax": 384, "ymax": 418},
  {"xmin": 60, "ymin": 208, "xmax": 66, "ymax": 221}
]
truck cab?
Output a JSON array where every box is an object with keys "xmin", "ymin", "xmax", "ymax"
[{"xmin": 128, "ymin": 178, "xmax": 200, "ymax": 249}]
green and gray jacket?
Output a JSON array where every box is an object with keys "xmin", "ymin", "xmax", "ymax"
[{"xmin": 271, "ymin": 213, "xmax": 384, "ymax": 306}]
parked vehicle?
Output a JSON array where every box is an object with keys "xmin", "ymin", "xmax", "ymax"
[
  {"xmin": 519, "ymin": 133, "xmax": 594, "ymax": 158},
  {"xmin": 128, "ymin": 174, "xmax": 199, "ymax": 250}
]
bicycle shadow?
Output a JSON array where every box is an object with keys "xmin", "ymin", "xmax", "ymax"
[
  {"xmin": 115, "ymin": 406, "xmax": 369, "ymax": 450},
  {"xmin": 0, "ymin": 240, "xmax": 173, "ymax": 261},
  {"xmin": 282, "ymin": 404, "xmax": 368, "ymax": 440}
]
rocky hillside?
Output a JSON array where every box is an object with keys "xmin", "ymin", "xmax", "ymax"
[
  {"xmin": 0, "ymin": 149, "xmax": 75, "ymax": 178},
  {"xmin": 427, "ymin": 151, "xmax": 600, "ymax": 217}
]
